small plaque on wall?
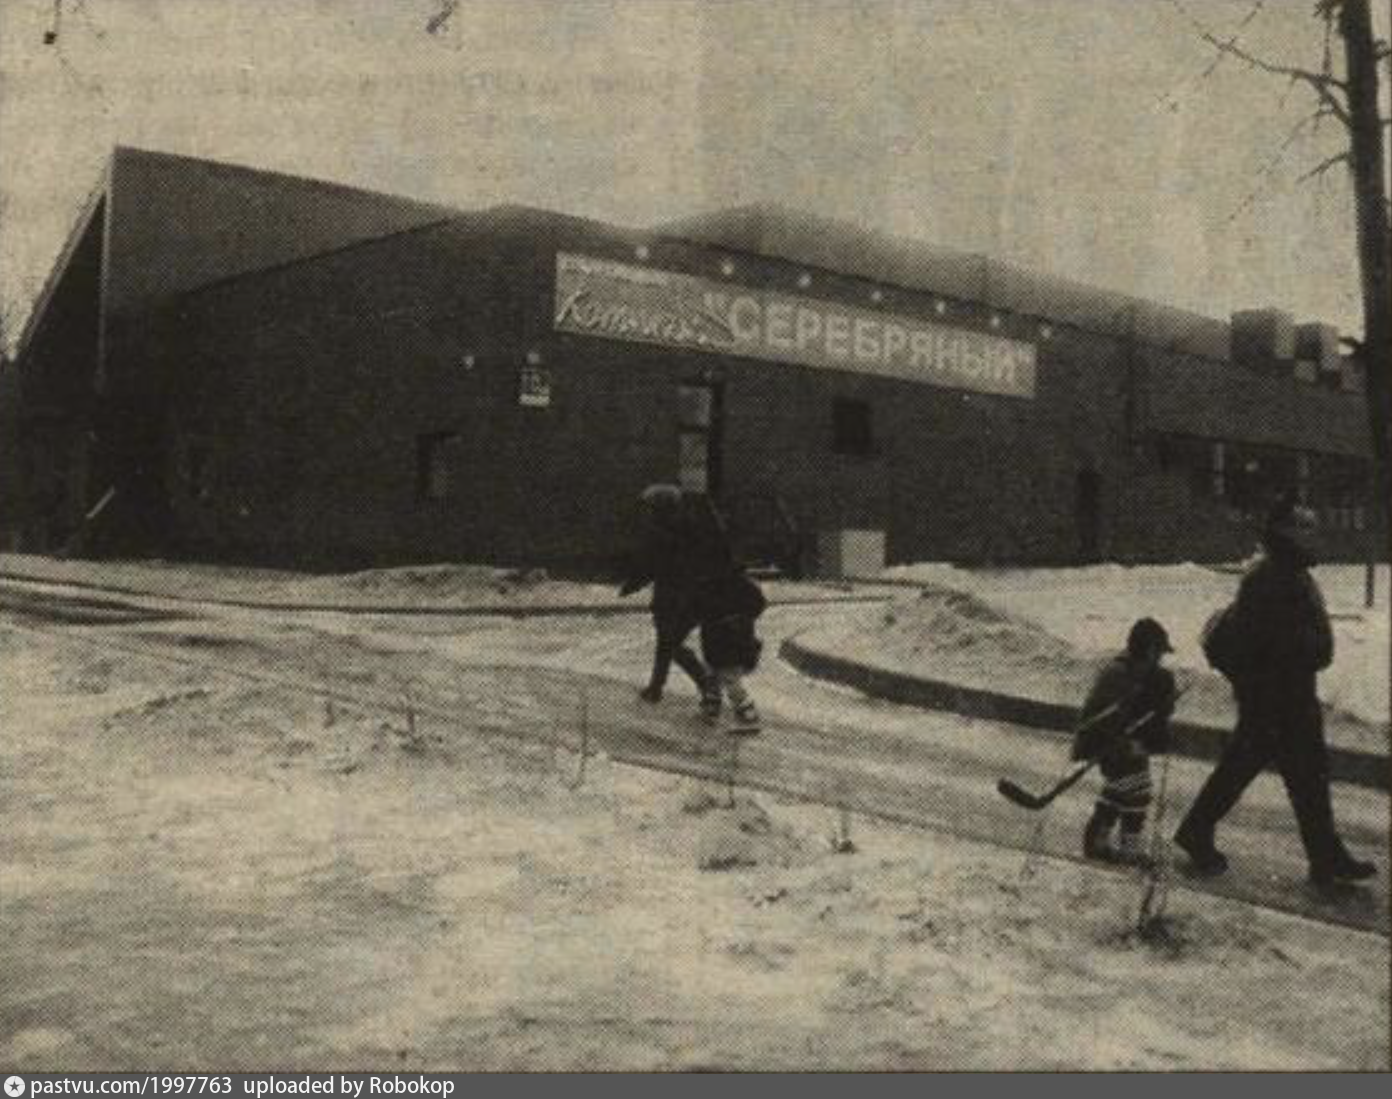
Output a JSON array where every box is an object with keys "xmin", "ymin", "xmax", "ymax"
[{"xmin": 519, "ymin": 366, "xmax": 552, "ymax": 408}]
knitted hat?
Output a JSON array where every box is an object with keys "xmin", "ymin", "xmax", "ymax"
[
  {"xmin": 1127, "ymin": 617, "xmax": 1174, "ymax": 657},
  {"xmin": 639, "ymin": 483, "xmax": 682, "ymax": 514}
]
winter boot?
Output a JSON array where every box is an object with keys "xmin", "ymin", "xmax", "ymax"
[
  {"xmin": 1083, "ymin": 809, "xmax": 1115, "ymax": 862},
  {"xmin": 1114, "ymin": 827, "xmax": 1153, "ymax": 869},
  {"xmin": 639, "ymin": 684, "xmax": 663, "ymax": 704},
  {"xmin": 1310, "ymin": 851, "xmax": 1377, "ymax": 887},
  {"xmin": 699, "ymin": 680, "xmax": 722, "ymax": 725},
  {"xmin": 1174, "ymin": 822, "xmax": 1229, "ymax": 876},
  {"xmin": 728, "ymin": 699, "xmax": 762, "ymax": 735}
]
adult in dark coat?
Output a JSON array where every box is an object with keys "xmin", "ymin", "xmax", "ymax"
[
  {"xmin": 1175, "ymin": 497, "xmax": 1376, "ymax": 886},
  {"xmin": 619, "ymin": 485, "xmax": 727, "ymax": 712}
]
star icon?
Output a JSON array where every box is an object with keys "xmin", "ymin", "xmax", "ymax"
[{"xmin": 5, "ymin": 1077, "xmax": 26, "ymax": 1097}]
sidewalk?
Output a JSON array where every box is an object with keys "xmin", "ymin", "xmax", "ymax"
[{"xmin": 781, "ymin": 627, "xmax": 1389, "ymax": 792}]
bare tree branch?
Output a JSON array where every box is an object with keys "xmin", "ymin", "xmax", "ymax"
[
  {"xmin": 426, "ymin": 1, "xmax": 458, "ymax": 36},
  {"xmin": 1225, "ymin": 108, "xmax": 1335, "ymax": 223},
  {"xmin": 1153, "ymin": 0, "xmax": 1265, "ymax": 112},
  {"xmin": 1296, "ymin": 150, "xmax": 1354, "ymax": 182},
  {"xmin": 1174, "ymin": 0, "xmax": 1352, "ymax": 127}
]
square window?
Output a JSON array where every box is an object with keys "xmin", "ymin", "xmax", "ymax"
[{"xmin": 832, "ymin": 398, "xmax": 873, "ymax": 456}]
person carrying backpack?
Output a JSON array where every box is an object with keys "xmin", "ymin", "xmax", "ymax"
[
  {"xmin": 618, "ymin": 484, "xmax": 722, "ymax": 717},
  {"xmin": 1175, "ymin": 496, "xmax": 1376, "ymax": 887}
]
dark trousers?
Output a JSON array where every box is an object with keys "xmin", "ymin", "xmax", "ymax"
[
  {"xmin": 648, "ymin": 612, "xmax": 710, "ymax": 693},
  {"xmin": 1180, "ymin": 681, "xmax": 1344, "ymax": 871}
]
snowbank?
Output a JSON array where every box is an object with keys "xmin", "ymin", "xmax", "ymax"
[
  {"xmin": 882, "ymin": 563, "xmax": 1389, "ymax": 727},
  {"xmin": 0, "ymin": 554, "xmax": 863, "ymax": 613}
]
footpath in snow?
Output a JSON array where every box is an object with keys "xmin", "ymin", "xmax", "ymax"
[
  {"xmin": 786, "ymin": 562, "xmax": 1388, "ymax": 772},
  {"xmin": 3, "ymin": 553, "xmax": 1386, "ymax": 764},
  {"xmin": 0, "ymin": 554, "xmax": 870, "ymax": 614}
]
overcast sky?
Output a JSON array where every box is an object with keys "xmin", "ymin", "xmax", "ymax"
[{"xmin": 1, "ymin": 0, "xmax": 1387, "ymax": 346}]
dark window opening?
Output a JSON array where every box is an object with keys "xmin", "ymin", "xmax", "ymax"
[
  {"xmin": 1156, "ymin": 432, "xmax": 1371, "ymax": 523},
  {"xmin": 832, "ymin": 398, "xmax": 873, "ymax": 456},
  {"xmin": 676, "ymin": 381, "xmax": 723, "ymax": 495},
  {"xmin": 416, "ymin": 432, "xmax": 460, "ymax": 502}
]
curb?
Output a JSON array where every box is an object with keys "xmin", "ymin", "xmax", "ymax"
[{"xmin": 780, "ymin": 633, "xmax": 1389, "ymax": 792}]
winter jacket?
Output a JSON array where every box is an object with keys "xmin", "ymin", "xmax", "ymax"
[
  {"xmin": 1072, "ymin": 655, "xmax": 1175, "ymax": 766},
  {"xmin": 620, "ymin": 495, "xmax": 735, "ymax": 622},
  {"xmin": 1228, "ymin": 548, "xmax": 1333, "ymax": 692},
  {"xmin": 695, "ymin": 568, "xmax": 767, "ymax": 672}
]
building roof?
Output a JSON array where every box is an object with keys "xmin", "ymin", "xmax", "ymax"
[
  {"xmin": 659, "ymin": 203, "xmax": 1231, "ymax": 360},
  {"xmin": 33, "ymin": 150, "xmax": 1253, "ymax": 363},
  {"xmin": 105, "ymin": 147, "xmax": 462, "ymax": 317}
]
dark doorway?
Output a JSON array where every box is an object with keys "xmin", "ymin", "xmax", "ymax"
[{"xmin": 676, "ymin": 380, "xmax": 723, "ymax": 496}]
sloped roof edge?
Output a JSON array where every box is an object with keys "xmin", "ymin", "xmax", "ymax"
[
  {"xmin": 111, "ymin": 145, "xmax": 463, "ymax": 220},
  {"xmin": 13, "ymin": 167, "xmax": 109, "ymax": 364}
]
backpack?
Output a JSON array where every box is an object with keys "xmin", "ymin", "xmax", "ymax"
[
  {"xmin": 1200, "ymin": 603, "xmax": 1245, "ymax": 680},
  {"xmin": 731, "ymin": 571, "xmax": 767, "ymax": 620}
]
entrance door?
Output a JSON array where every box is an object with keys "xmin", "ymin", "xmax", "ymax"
[{"xmin": 676, "ymin": 380, "xmax": 723, "ymax": 495}]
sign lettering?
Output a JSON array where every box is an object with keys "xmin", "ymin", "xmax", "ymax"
[{"xmin": 554, "ymin": 253, "xmax": 1035, "ymax": 398}]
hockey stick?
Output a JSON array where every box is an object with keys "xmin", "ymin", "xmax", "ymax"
[
  {"xmin": 996, "ymin": 686, "xmax": 1188, "ymax": 812},
  {"xmin": 992, "ymin": 697, "xmax": 1128, "ymax": 811},
  {"xmin": 997, "ymin": 761, "xmax": 1095, "ymax": 811}
]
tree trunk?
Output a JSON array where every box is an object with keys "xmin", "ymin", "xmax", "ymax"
[{"xmin": 1339, "ymin": 0, "xmax": 1391, "ymax": 534}]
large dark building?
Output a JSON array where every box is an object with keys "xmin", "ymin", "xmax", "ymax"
[{"xmin": 0, "ymin": 148, "xmax": 1378, "ymax": 572}]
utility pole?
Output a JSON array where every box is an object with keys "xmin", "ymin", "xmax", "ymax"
[
  {"xmin": 1186, "ymin": 1, "xmax": 1390, "ymax": 578},
  {"xmin": 1335, "ymin": 0, "xmax": 1391, "ymax": 530},
  {"xmin": 1334, "ymin": 0, "xmax": 1390, "ymax": 608}
]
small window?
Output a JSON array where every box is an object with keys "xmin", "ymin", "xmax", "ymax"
[
  {"xmin": 832, "ymin": 398, "xmax": 873, "ymax": 456},
  {"xmin": 1210, "ymin": 442, "xmax": 1226, "ymax": 500},
  {"xmin": 416, "ymin": 432, "xmax": 459, "ymax": 502}
]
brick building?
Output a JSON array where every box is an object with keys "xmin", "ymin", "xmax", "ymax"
[{"xmin": 0, "ymin": 148, "xmax": 1378, "ymax": 572}]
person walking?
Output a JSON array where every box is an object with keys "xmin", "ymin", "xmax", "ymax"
[
  {"xmin": 619, "ymin": 484, "xmax": 722, "ymax": 719},
  {"xmin": 1174, "ymin": 496, "xmax": 1377, "ymax": 887},
  {"xmin": 1073, "ymin": 618, "xmax": 1176, "ymax": 865},
  {"xmin": 696, "ymin": 563, "xmax": 768, "ymax": 734}
]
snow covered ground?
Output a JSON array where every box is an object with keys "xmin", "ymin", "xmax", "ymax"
[
  {"xmin": 2, "ymin": 620, "xmax": 1386, "ymax": 1070},
  {"xmin": 0, "ymin": 554, "xmax": 862, "ymax": 612},
  {"xmin": 883, "ymin": 563, "xmax": 1389, "ymax": 728}
]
